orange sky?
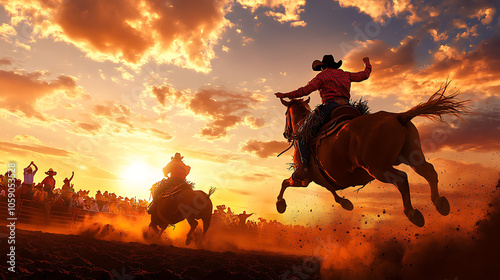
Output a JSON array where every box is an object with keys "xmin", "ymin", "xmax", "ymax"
[{"xmin": 0, "ymin": 0, "xmax": 499, "ymax": 226}]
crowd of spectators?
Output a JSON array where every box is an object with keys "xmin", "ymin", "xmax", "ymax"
[
  {"xmin": 0, "ymin": 162, "xmax": 148, "ymax": 216},
  {"xmin": 213, "ymin": 204, "xmax": 266, "ymax": 230},
  {"xmin": 1, "ymin": 162, "xmax": 289, "ymax": 226}
]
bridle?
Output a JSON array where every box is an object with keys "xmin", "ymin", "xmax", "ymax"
[
  {"xmin": 277, "ymin": 106, "xmax": 296, "ymax": 157},
  {"xmin": 277, "ymin": 100, "xmax": 309, "ymax": 157},
  {"xmin": 283, "ymin": 106, "xmax": 294, "ymax": 142}
]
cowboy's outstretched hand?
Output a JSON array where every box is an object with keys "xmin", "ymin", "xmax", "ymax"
[
  {"xmin": 363, "ymin": 57, "xmax": 370, "ymax": 63},
  {"xmin": 275, "ymin": 92, "xmax": 286, "ymax": 98}
]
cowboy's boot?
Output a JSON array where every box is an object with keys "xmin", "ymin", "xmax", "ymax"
[{"xmin": 291, "ymin": 165, "xmax": 311, "ymax": 187}]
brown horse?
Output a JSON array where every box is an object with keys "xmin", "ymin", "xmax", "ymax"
[
  {"xmin": 277, "ymin": 84, "xmax": 469, "ymax": 227},
  {"xmin": 149, "ymin": 187, "xmax": 215, "ymax": 245}
]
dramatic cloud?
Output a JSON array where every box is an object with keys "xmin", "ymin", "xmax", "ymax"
[
  {"xmin": 0, "ymin": 141, "xmax": 71, "ymax": 157},
  {"xmin": 76, "ymin": 121, "xmax": 102, "ymax": 135},
  {"xmin": 335, "ymin": 0, "xmax": 413, "ymax": 23},
  {"xmin": 335, "ymin": 0, "xmax": 497, "ymax": 26},
  {"xmin": 237, "ymin": 0, "xmax": 307, "ymax": 26},
  {"xmin": 93, "ymin": 104, "xmax": 132, "ymax": 127},
  {"xmin": 244, "ymin": 115, "xmax": 266, "ymax": 129},
  {"xmin": 343, "ymin": 37, "xmax": 422, "ymax": 99},
  {"xmin": 13, "ymin": 134, "xmax": 41, "ymax": 145},
  {"xmin": 0, "ymin": 69, "xmax": 85, "ymax": 120},
  {"xmin": 342, "ymin": 33, "xmax": 500, "ymax": 107},
  {"xmin": 143, "ymin": 128, "xmax": 173, "ymax": 141},
  {"xmin": 152, "ymin": 85, "xmax": 266, "ymax": 139},
  {"xmin": 151, "ymin": 85, "xmax": 187, "ymax": 106},
  {"xmin": 420, "ymin": 35, "xmax": 500, "ymax": 91},
  {"xmin": 0, "ymin": 57, "xmax": 12, "ymax": 65},
  {"xmin": 189, "ymin": 88, "xmax": 263, "ymax": 139},
  {"xmin": 2, "ymin": 0, "xmax": 232, "ymax": 72},
  {"xmin": 241, "ymin": 139, "xmax": 289, "ymax": 158},
  {"xmin": 1, "ymin": 0, "xmax": 316, "ymax": 71}
]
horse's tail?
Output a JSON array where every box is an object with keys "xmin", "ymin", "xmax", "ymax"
[
  {"xmin": 207, "ymin": 187, "xmax": 216, "ymax": 197},
  {"xmin": 397, "ymin": 81, "xmax": 471, "ymax": 125}
]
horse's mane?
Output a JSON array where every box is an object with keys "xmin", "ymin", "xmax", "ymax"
[{"xmin": 349, "ymin": 98, "xmax": 370, "ymax": 115}]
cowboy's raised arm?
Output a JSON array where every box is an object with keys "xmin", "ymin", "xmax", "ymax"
[
  {"xmin": 349, "ymin": 57, "xmax": 372, "ymax": 82},
  {"xmin": 276, "ymin": 75, "xmax": 322, "ymax": 99},
  {"xmin": 32, "ymin": 162, "xmax": 38, "ymax": 173},
  {"xmin": 184, "ymin": 163, "xmax": 191, "ymax": 176},
  {"xmin": 69, "ymin": 171, "xmax": 74, "ymax": 181}
]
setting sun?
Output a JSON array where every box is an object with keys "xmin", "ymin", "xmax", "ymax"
[{"xmin": 120, "ymin": 160, "xmax": 160, "ymax": 200}]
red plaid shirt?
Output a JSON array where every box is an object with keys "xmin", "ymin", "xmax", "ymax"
[{"xmin": 285, "ymin": 63, "xmax": 372, "ymax": 103}]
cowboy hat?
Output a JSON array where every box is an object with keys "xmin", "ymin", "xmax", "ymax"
[
  {"xmin": 45, "ymin": 168, "xmax": 57, "ymax": 175},
  {"xmin": 312, "ymin": 54, "xmax": 342, "ymax": 71},
  {"xmin": 171, "ymin": 152, "xmax": 184, "ymax": 160}
]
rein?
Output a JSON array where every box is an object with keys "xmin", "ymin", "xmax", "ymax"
[
  {"xmin": 277, "ymin": 139, "xmax": 295, "ymax": 157},
  {"xmin": 277, "ymin": 106, "xmax": 302, "ymax": 157}
]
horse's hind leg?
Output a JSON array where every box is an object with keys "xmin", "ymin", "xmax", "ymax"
[
  {"xmin": 370, "ymin": 166, "xmax": 425, "ymax": 227},
  {"xmin": 185, "ymin": 218, "xmax": 198, "ymax": 246},
  {"xmin": 411, "ymin": 159, "xmax": 450, "ymax": 216},
  {"xmin": 401, "ymin": 123, "xmax": 450, "ymax": 216}
]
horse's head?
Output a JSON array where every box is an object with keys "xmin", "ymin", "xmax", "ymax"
[{"xmin": 280, "ymin": 97, "xmax": 311, "ymax": 139}]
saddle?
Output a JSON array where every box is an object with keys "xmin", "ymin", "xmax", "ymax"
[
  {"xmin": 159, "ymin": 181, "xmax": 192, "ymax": 199},
  {"xmin": 311, "ymin": 105, "xmax": 361, "ymax": 148}
]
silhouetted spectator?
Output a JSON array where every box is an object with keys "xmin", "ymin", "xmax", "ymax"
[
  {"xmin": 69, "ymin": 193, "xmax": 81, "ymax": 208},
  {"xmin": 41, "ymin": 168, "xmax": 57, "ymax": 200},
  {"xmin": 101, "ymin": 201, "xmax": 110, "ymax": 213},
  {"xmin": 62, "ymin": 171, "xmax": 74, "ymax": 191},
  {"xmin": 90, "ymin": 199, "xmax": 99, "ymax": 212},
  {"xmin": 238, "ymin": 211, "xmax": 254, "ymax": 227},
  {"xmin": 1, "ymin": 171, "xmax": 12, "ymax": 187},
  {"xmin": 23, "ymin": 161, "xmax": 38, "ymax": 187},
  {"xmin": 95, "ymin": 190, "xmax": 105, "ymax": 210}
]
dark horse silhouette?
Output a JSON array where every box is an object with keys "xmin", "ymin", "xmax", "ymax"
[
  {"xmin": 277, "ymin": 83, "xmax": 469, "ymax": 227},
  {"xmin": 149, "ymin": 187, "xmax": 215, "ymax": 245}
]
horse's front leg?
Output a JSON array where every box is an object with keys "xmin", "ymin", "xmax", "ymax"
[{"xmin": 276, "ymin": 178, "xmax": 303, "ymax": 213}]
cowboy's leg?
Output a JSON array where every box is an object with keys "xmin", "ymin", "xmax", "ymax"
[
  {"xmin": 148, "ymin": 185, "xmax": 165, "ymax": 213},
  {"xmin": 317, "ymin": 102, "xmax": 339, "ymax": 124},
  {"xmin": 297, "ymin": 103, "xmax": 337, "ymax": 170},
  {"xmin": 297, "ymin": 140, "xmax": 311, "ymax": 169}
]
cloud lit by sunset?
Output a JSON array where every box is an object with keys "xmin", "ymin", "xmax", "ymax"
[{"xmin": 1, "ymin": 0, "xmax": 498, "ymax": 229}]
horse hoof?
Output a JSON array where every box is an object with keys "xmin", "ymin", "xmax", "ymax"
[
  {"xmin": 340, "ymin": 199, "xmax": 354, "ymax": 211},
  {"xmin": 434, "ymin": 196, "xmax": 450, "ymax": 216},
  {"xmin": 186, "ymin": 237, "xmax": 192, "ymax": 246},
  {"xmin": 276, "ymin": 199, "xmax": 287, "ymax": 214},
  {"xmin": 406, "ymin": 209, "xmax": 425, "ymax": 227}
]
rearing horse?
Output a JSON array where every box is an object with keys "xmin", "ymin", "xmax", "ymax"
[
  {"xmin": 149, "ymin": 187, "xmax": 216, "ymax": 245},
  {"xmin": 277, "ymin": 84, "xmax": 469, "ymax": 227}
]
